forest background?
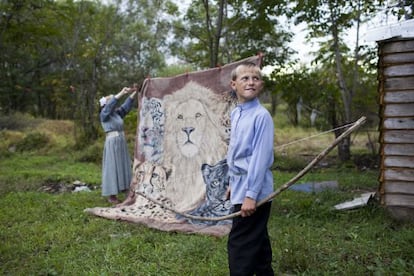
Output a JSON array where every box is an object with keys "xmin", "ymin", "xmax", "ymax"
[{"xmin": 2, "ymin": 0, "xmax": 413, "ymax": 161}]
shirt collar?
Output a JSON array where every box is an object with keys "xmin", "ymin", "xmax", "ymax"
[{"xmin": 237, "ymin": 97, "xmax": 259, "ymax": 110}]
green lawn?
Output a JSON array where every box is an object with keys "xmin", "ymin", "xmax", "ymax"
[{"xmin": 0, "ymin": 115, "xmax": 413, "ymax": 275}]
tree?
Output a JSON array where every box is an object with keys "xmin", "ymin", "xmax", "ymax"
[
  {"xmin": 59, "ymin": 1, "xmax": 119, "ymax": 142},
  {"xmin": 273, "ymin": 54, "xmax": 378, "ymax": 140},
  {"xmin": 66, "ymin": 0, "xmax": 178, "ymax": 144},
  {"xmin": 286, "ymin": 0, "xmax": 383, "ymax": 161},
  {"xmin": 0, "ymin": 0, "xmax": 65, "ymax": 116},
  {"xmin": 272, "ymin": 66, "xmax": 330, "ymax": 127},
  {"xmin": 0, "ymin": 0, "xmax": 178, "ymax": 145},
  {"xmin": 171, "ymin": 0, "xmax": 293, "ymax": 69},
  {"xmin": 387, "ymin": 0, "xmax": 414, "ymax": 20}
]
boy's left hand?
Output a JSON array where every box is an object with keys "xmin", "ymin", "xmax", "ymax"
[{"xmin": 241, "ymin": 197, "xmax": 256, "ymax": 217}]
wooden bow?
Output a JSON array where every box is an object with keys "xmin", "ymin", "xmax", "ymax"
[{"xmin": 136, "ymin": 116, "xmax": 367, "ymax": 221}]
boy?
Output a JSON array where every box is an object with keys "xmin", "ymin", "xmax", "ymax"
[{"xmin": 227, "ymin": 62, "xmax": 275, "ymax": 275}]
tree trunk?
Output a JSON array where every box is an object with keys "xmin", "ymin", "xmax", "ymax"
[
  {"xmin": 203, "ymin": 0, "xmax": 225, "ymax": 68},
  {"xmin": 328, "ymin": 95, "xmax": 350, "ymax": 161},
  {"xmin": 213, "ymin": 0, "xmax": 225, "ymax": 67},
  {"xmin": 330, "ymin": 2, "xmax": 352, "ymax": 161},
  {"xmin": 335, "ymin": 130, "xmax": 351, "ymax": 161},
  {"xmin": 270, "ymin": 92, "xmax": 277, "ymax": 117}
]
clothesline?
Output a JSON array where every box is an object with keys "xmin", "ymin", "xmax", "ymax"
[{"xmin": 274, "ymin": 122, "xmax": 357, "ymax": 151}]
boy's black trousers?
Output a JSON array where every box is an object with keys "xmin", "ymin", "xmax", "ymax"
[{"xmin": 227, "ymin": 202, "xmax": 274, "ymax": 276}]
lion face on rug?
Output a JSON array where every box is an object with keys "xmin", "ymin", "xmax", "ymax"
[
  {"xmin": 173, "ymin": 99, "xmax": 208, "ymax": 158},
  {"xmin": 163, "ymin": 81, "xmax": 229, "ymax": 211},
  {"xmin": 164, "ymin": 81, "xmax": 228, "ymax": 162}
]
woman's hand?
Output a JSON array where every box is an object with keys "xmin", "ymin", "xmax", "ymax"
[
  {"xmin": 129, "ymin": 83, "xmax": 139, "ymax": 99},
  {"xmin": 114, "ymin": 83, "xmax": 139, "ymax": 99},
  {"xmin": 115, "ymin": 87, "xmax": 129, "ymax": 99}
]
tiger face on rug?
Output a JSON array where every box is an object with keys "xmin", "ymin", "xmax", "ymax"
[{"xmin": 177, "ymin": 159, "xmax": 232, "ymax": 226}]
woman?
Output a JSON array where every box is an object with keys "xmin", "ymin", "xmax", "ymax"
[{"xmin": 99, "ymin": 86, "xmax": 137, "ymax": 204}]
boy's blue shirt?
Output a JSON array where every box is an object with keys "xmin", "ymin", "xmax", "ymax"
[{"xmin": 227, "ymin": 97, "xmax": 274, "ymax": 205}]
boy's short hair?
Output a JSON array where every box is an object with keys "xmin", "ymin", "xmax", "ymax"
[{"xmin": 231, "ymin": 62, "xmax": 262, "ymax": 81}]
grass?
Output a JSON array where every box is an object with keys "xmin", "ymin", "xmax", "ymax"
[
  {"xmin": 0, "ymin": 113, "xmax": 413, "ymax": 275},
  {"xmin": 0, "ymin": 190, "xmax": 229, "ymax": 275}
]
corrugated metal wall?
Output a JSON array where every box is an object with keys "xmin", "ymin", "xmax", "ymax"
[{"xmin": 378, "ymin": 37, "xmax": 414, "ymax": 221}]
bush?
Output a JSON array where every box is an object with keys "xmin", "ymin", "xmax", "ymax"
[
  {"xmin": 75, "ymin": 141, "xmax": 103, "ymax": 163},
  {"xmin": 0, "ymin": 112, "xmax": 42, "ymax": 130},
  {"xmin": 123, "ymin": 109, "xmax": 138, "ymax": 134},
  {"xmin": 15, "ymin": 132, "xmax": 49, "ymax": 152},
  {"xmin": 0, "ymin": 130, "xmax": 24, "ymax": 158},
  {"xmin": 273, "ymin": 154, "xmax": 308, "ymax": 172}
]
